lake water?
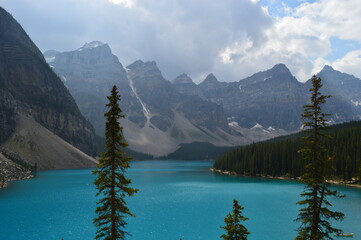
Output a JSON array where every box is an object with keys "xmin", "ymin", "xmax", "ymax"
[{"xmin": 0, "ymin": 160, "xmax": 360, "ymax": 240}]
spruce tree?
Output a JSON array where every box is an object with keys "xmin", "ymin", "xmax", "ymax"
[
  {"xmin": 93, "ymin": 85, "xmax": 138, "ymax": 240},
  {"xmin": 220, "ymin": 199, "xmax": 250, "ymax": 240},
  {"xmin": 295, "ymin": 76, "xmax": 344, "ymax": 240}
]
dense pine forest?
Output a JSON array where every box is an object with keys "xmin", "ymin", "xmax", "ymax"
[{"xmin": 213, "ymin": 121, "xmax": 361, "ymax": 182}]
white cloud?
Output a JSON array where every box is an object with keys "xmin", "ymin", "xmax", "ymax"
[
  {"xmin": 294, "ymin": 0, "xmax": 361, "ymax": 41},
  {"xmin": 332, "ymin": 50, "xmax": 361, "ymax": 78},
  {"xmin": 1, "ymin": 0, "xmax": 361, "ymax": 83},
  {"xmin": 219, "ymin": 38, "xmax": 254, "ymax": 64},
  {"xmin": 214, "ymin": 0, "xmax": 361, "ymax": 82},
  {"xmin": 289, "ymin": 0, "xmax": 361, "ymax": 78},
  {"xmin": 107, "ymin": 0, "xmax": 135, "ymax": 8}
]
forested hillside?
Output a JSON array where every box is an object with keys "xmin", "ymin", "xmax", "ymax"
[{"xmin": 213, "ymin": 121, "xmax": 361, "ymax": 182}]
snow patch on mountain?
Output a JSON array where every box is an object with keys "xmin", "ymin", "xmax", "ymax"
[
  {"xmin": 267, "ymin": 126, "xmax": 275, "ymax": 131},
  {"xmin": 228, "ymin": 121, "xmax": 240, "ymax": 127},
  {"xmin": 77, "ymin": 41, "xmax": 106, "ymax": 51},
  {"xmin": 263, "ymin": 76, "xmax": 273, "ymax": 81},
  {"xmin": 45, "ymin": 56, "xmax": 55, "ymax": 63},
  {"xmin": 128, "ymin": 74, "xmax": 151, "ymax": 122},
  {"xmin": 251, "ymin": 123, "xmax": 263, "ymax": 129},
  {"xmin": 351, "ymin": 100, "xmax": 361, "ymax": 106},
  {"xmin": 250, "ymin": 123, "xmax": 277, "ymax": 133}
]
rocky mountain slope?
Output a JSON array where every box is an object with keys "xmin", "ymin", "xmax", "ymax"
[
  {"xmin": 3, "ymin": 114, "xmax": 97, "ymax": 170},
  {"xmin": 44, "ymin": 41, "xmax": 139, "ymax": 136},
  {"xmin": 0, "ymin": 7, "xmax": 97, "ymax": 183},
  {"xmin": 174, "ymin": 64, "xmax": 361, "ymax": 131},
  {"xmin": 316, "ymin": 65, "xmax": 361, "ymax": 123},
  {"xmin": 0, "ymin": 148, "xmax": 32, "ymax": 188},
  {"xmin": 197, "ymin": 64, "xmax": 306, "ymax": 130},
  {"xmin": 45, "ymin": 40, "xmax": 361, "ymax": 157},
  {"xmin": 46, "ymin": 43, "xmax": 285, "ymax": 156},
  {"xmin": 123, "ymin": 60, "xmax": 242, "ymax": 156}
]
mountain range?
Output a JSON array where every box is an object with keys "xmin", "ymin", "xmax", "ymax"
[
  {"xmin": 1, "ymin": 4, "xmax": 361, "ymax": 172},
  {"xmin": 2, "ymin": 5, "xmax": 361, "ymax": 186},
  {"xmin": 45, "ymin": 41, "xmax": 361, "ymax": 157}
]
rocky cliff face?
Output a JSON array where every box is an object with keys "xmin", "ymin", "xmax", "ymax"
[
  {"xmin": 44, "ymin": 41, "xmax": 145, "ymax": 135},
  {"xmin": 318, "ymin": 65, "xmax": 361, "ymax": 103},
  {"xmin": 0, "ymin": 148, "xmax": 32, "ymax": 188},
  {"xmin": 0, "ymin": 92, "xmax": 16, "ymax": 143},
  {"xmin": 46, "ymin": 44, "xmax": 245, "ymax": 156},
  {"xmin": 45, "ymin": 39, "xmax": 361, "ymax": 156},
  {"xmin": 0, "ymin": 7, "xmax": 96, "ymax": 170},
  {"xmin": 173, "ymin": 63, "xmax": 361, "ymax": 132},
  {"xmin": 126, "ymin": 60, "xmax": 230, "ymax": 132},
  {"xmin": 194, "ymin": 64, "xmax": 307, "ymax": 130},
  {"xmin": 316, "ymin": 65, "xmax": 361, "ymax": 122},
  {"xmin": 172, "ymin": 73, "xmax": 199, "ymax": 96}
]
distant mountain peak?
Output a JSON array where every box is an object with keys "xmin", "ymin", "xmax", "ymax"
[
  {"xmin": 126, "ymin": 60, "xmax": 157, "ymax": 70},
  {"xmin": 202, "ymin": 73, "xmax": 219, "ymax": 84},
  {"xmin": 126, "ymin": 60, "xmax": 143, "ymax": 71},
  {"xmin": 317, "ymin": 64, "xmax": 361, "ymax": 85},
  {"xmin": 321, "ymin": 65, "xmax": 335, "ymax": 72},
  {"xmin": 177, "ymin": 73, "xmax": 189, "ymax": 78},
  {"xmin": 271, "ymin": 63, "xmax": 290, "ymax": 72},
  {"xmin": 172, "ymin": 74, "xmax": 194, "ymax": 84},
  {"xmin": 77, "ymin": 41, "xmax": 107, "ymax": 51},
  {"xmin": 238, "ymin": 62, "xmax": 299, "ymax": 87}
]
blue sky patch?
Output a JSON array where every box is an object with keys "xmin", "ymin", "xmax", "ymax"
[
  {"xmin": 327, "ymin": 37, "xmax": 361, "ymax": 61},
  {"xmin": 259, "ymin": 0, "xmax": 318, "ymax": 17}
]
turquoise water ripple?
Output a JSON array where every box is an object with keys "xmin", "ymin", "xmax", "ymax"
[{"xmin": 0, "ymin": 160, "xmax": 360, "ymax": 240}]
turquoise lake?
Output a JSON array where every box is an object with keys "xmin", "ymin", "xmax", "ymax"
[{"xmin": 0, "ymin": 160, "xmax": 360, "ymax": 240}]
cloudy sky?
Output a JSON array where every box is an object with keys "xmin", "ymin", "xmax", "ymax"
[{"xmin": 1, "ymin": 0, "xmax": 361, "ymax": 83}]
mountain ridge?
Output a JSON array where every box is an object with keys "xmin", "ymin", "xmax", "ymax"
[
  {"xmin": 44, "ymin": 40, "xmax": 361, "ymax": 157},
  {"xmin": 0, "ymin": 7, "xmax": 97, "ymax": 179},
  {"xmin": 47, "ymin": 43, "xmax": 285, "ymax": 156}
]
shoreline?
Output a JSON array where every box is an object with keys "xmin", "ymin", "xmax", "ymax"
[
  {"xmin": 0, "ymin": 174, "xmax": 33, "ymax": 189},
  {"xmin": 0, "ymin": 148, "xmax": 34, "ymax": 189},
  {"xmin": 211, "ymin": 168, "xmax": 361, "ymax": 189}
]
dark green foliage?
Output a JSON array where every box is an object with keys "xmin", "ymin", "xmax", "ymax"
[
  {"xmin": 93, "ymin": 86, "xmax": 138, "ymax": 240},
  {"xmin": 95, "ymin": 139, "xmax": 236, "ymax": 161},
  {"xmin": 95, "ymin": 134, "xmax": 153, "ymax": 160},
  {"xmin": 94, "ymin": 135, "xmax": 107, "ymax": 157},
  {"xmin": 220, "ymin": 199, "xmax": 250, "ymax": 240},
  {"xmin": 161, "ymin": 142, "xmax": 236, "ymax": 160},
  {"xmin": 124, "ymin": 149, "xmax": 154, "ymax": 161},
  {"xmin": 295, "ymin": 76, "xmax": 344, "ymax": 240},
  {"xmin": 214, "ymin": 121, "xmax": 361, "ymax": 182}
]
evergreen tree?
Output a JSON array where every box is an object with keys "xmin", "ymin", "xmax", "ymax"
[
  {"xmin": 295, "ymin": 76, "xmax": 344, "ymax": 240},
  {"xmin": 214, "ymin": 120, "xmax": 361, "ymax": 181},
  {"xmin": 93, "ymin": 85, "xmax": 138, "ymax": 240},
  {"xmin": 220, "ymin": 199, "xmax": 250, "ymax": 240}
]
